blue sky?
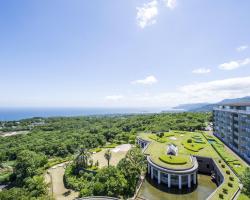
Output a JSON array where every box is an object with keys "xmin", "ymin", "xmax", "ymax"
[{"xmin": 0, "ymin": 0, "xmax": 250, "ymax": 108}]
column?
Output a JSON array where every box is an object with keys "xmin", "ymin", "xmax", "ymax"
[
  {"xmin": 148, "ymin": 163, "xmax": 150, "ymax": 174},
  {"xmin": 188, "ymin": 174, "xmax": 191, "ymax": 188},
  {"xmin": 193, "ymin": 173, "xmax": 197, "ymax": 184},
  {"xmin": 151, "ymin": 166, "xmax": 154, "ymax": 179},
  {"xmin": 168, "ymin": 174, "xmax": 171, "ymax": 188},
  {"xmin": 158, "ymin": 170, "xmax": 161, "ymax": 184},
  {"xmin": 178, "ymin": 175, "xmax": 182, "ymax": 189}
]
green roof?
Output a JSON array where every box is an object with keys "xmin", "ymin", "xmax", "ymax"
[
  {"xmin": 138, "ymin": 131, "xmax": 243, "ymax": 200},
  {"xmin": 138, "ymin": 131, "xmax": 219, "ymax": 170}
]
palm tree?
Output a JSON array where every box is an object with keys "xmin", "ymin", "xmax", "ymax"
[
  {"xmin": 104, "ymin": 149, "xmax": 112, "ymax": 167},
  {"xmin": 76, "ymin": 148, "xmax": 91, "ymax": 168}
]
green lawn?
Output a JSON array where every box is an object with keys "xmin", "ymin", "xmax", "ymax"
[
  {"xmin": 138, "ymin": 131, "xmax": 242, "ymax": 200},
  {"xmin": 159, "ymin": 155, "xmax": 188, "ymax": 165},
  {"xmin": 211, "ymin": 142, "xmax": 247, "ymax": 177},
  {"xmin": 238, "ymin": 193, "xmax": 250, "ymax": 200}
]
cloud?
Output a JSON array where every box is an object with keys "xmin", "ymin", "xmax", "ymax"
[
  {"xmin": 236, "ymin": 45, "xmax": 248, "ymax": 52},
  {"xmin": 176, "ymin": 76, "xmax": 250, "ymax": 104},
  {"xmin": 180, "ymin": 76, "xmax": 250, "ymax": 95},
  {"xmin": 136, "ymin": 0, "xmax": 158, "ymax": 28},
  {"xmin": 115, "ymin": 76, "xmax": 250, "ymax": 107},
  {"xmin": 219, "ymin": 57, "xmax": 250, "ymax": 70},
  {"xmin": 131, "ymin": 75, "xmax": 158, "ymax": 85},
  {"xmin": 192, "ymin": 68, "xmax": 211, "ymax": 74},
  {"xmin": 164, "ymin": 0, "xmax": 177, "ymax": 9},
  {"xmin": 105, "ymin": 95, "xmax": 124, "ymax": 101}
]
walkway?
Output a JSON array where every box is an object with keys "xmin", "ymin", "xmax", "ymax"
[{"xmin": 45, "ymin": 162, "xmax": 79, "ymax": 200}]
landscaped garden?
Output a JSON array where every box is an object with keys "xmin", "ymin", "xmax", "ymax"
[
  {"xmin": 64, "ymin": 147, "xmax": 146, "ymax": 198},
  {"xmin": 138, "ymin": 130, "xmax": 244, "ymax": 200},
  {"xmin": 159, "ymin": 154, "xmax": 188, "ymax": 165}
]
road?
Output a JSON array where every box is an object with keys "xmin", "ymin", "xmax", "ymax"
[{"xmin": 45, "ymin": 163, "xmax": 79, "ymax": 200}]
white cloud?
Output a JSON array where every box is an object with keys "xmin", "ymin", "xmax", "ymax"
[
  {"xmin": 236, "ymin": 45, "xmax": 248, "ymax": 52},
  {"xmin": 164, "ymin": 0, "xmax": 177, "ymax": 9},
  {"xmin": 173, "ymin": 76, "xmax": 250, "ymax": 104},
  {"xmin": 112, "ymin": 76, "xmax": 250, "ymax": 107},
  {"xmin": 219, "ymin": 57, "xmax": 250, "ymax": 70},
  {"xmin": 105, "ymin": 95, "xmax": 124, "ymax": 101},
  {"xmin": 136, "ymin": 0, "xmax": 158, "ymax": 28},
  {"xmin": 131, "ymin": 75, "xmax": 158, "ymax": 85},
  {"xmin": 192, "ymin": 68, "xmax": 211, "ymax": 74}
]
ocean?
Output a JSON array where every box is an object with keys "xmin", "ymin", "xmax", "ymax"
[{"xmin": 0, "ymin": 107, "xmax": 167, "ymax": 121}]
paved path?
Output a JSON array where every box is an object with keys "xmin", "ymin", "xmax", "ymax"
[
  {"xmin": 92, "ymin": 144, "xmax": 132, "ymax": 168},
  {"xmin": 46, "ymin": 163, "xmax": 79, "ymax": 200}
]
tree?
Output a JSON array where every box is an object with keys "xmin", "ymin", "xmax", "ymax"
[
  {"xmin": 0, "ymin": 188, "xmax": 29, "ymax": 200},
  {"xmin": 14, "ymin": 150, "xmax": 47, "ymax": 185},
  {"xmin": 93, "ymin": 166, "xmax": 127, "ymax": 197},
  {"xmin": 104, "ymin": 149, "xmax": 112, "ymax": 167},
  {"xmin": 76, "ymin": 148, "xmax": 91, "ymax": 169},
  {"xmin": 24, "ymin": 175, "xmax": 48, "ymax": 197},
  {"xmin": 117, "ymin": 147, "xmax": 146, "ymax": 195},
  {"xmin": 241, "ymin": 167, "xmax": 250, "ymax": 197}
]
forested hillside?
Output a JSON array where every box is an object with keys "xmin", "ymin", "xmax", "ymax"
[{"xmin": 0, "ymin": 112, "xmax": 211, "ymax": 199}]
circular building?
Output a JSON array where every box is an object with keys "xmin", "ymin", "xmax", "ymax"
[{"xmin": 137, "ymin": 133, "xmax": 198, "ymax": 189}]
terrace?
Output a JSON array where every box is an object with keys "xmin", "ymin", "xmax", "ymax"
[
  {"xmin": 137, "ymin": 131, "xmax": 244, "ymax": 200},
  {"xmin": 138, "ymin": 131, "xmax": 219, "ymax": 170}
]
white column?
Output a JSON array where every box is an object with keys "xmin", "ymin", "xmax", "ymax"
[
  {"xmin": 158, "ymin": 170, "xmax": 161, "ymax": 184},
  {"xmin": 178, "ymin": 175, "xmax": 182, "ymax": 189},
  {"xmin": 193, "ymin": 173, "xmax": 197, "ymax": 184},
  {"xmin": 168, "ymin": 174, "xmax": 171, "ymax": 188},
  {"xmin": 148, "ymin": 164, "xmax": 150, "ymax": 174},
  {"xmin": 188, "ymin": 174, "xmax": 191, "ymax": 188},
  {"xmin": 151, "ymin": 166, "xmax": 154, "ymax": 179}
]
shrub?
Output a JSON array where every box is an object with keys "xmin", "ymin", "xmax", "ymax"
[
  {"xmin": 187, "ymin": 139, "xmax": 192, "ymax": 143},
  {"xmin": 228, "ymin": 182, "xmax": 233, "ymax": 187},
  {"xmin": 219, "ymin": 160, "xmax": 221, "ymax": 163},
  {"xmin": 226, "ymin": 170, "xmax": 230, "ymax": 175},
  {"xmin": 219, "ymin": 193, "xmax": 224, "ymax": 199},
  {"xmin": 229, "ymin": 176, "xmax": 234, "ymax": 181},
  {"xmin": 222, "ymin": 188, "xmax": 228, "ymax": 194},
  {"xmin": 221, "ymin": 164, "xmax": 225, "ymax": 168}
]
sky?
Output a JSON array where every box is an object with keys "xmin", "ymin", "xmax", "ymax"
[{"xmin": 0, "ymin": 0, "xmax": 250, "ymax": 108}]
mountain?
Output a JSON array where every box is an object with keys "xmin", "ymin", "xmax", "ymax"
[
  {"xmin": 173, "ymin": 103, "xmax": 210, "ymax": 111},
  {"xmin": 219, "ymin": 96, "xmax": 250, "ymax": 104},
  {"xmin": 173, "ymin": 96, "xmax": 250, "ymax": 112}
]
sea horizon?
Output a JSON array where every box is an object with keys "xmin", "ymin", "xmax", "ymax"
[{"xmin": 0, "ymin": 107, "xmax": 179, "ymax": 121}]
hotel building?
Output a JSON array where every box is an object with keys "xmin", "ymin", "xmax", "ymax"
[{"xmin": 213, "ymin": 103, "xmax": 250, "ymax": 163}]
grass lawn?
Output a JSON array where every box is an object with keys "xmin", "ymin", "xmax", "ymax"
[
  {"xmin": 159, "ymin": 155, "xmax": 188, "ymax": 165},
  {"xmin": 238, "ymin": 193, "xmax": 250, "ymax": 200},
  {"xmin": 182, "ymin": 141, "xmax": 206, "ymax": 152},
  {"xmin": 210, "ymin": 142, "xmax": 248, "ymax": 177},
  {"xmin": 138, "ymin": 131, "xmax": 242, "ymax": 200}
]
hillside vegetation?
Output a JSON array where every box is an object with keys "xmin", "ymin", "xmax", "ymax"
[{"xmin": 0, "ymin": 112, "xmax": 211, "ymax": 199}]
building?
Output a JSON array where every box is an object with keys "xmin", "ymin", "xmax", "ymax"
[
  {"xmin": 137, "ymin": 136, "xmax": 198, "ymax": 189},
  {"xmin": 213, "ymin": 103, "xmax": 250, "ymax": 163}
]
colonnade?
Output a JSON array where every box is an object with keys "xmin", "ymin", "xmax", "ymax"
[{"xmin": 148, "ymin": 164, "xmax": 197, "ymax": 189}]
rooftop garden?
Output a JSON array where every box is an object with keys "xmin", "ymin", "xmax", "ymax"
[
  {"xmin": 137, "ymin": 131, "xmax": 245, "ymax": 200},
  {"xmin": 159, "ymin": 155, "xmax": 188, "ymax": 165}
]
